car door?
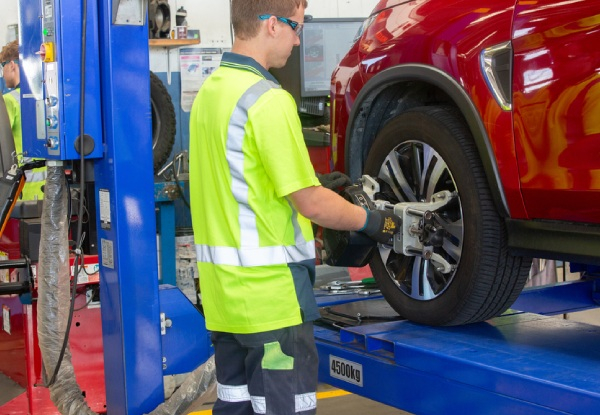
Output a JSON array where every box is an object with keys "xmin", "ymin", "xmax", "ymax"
[{"xmin": 512, "ymin": 0, "xmax": 600, "ymax": 223}]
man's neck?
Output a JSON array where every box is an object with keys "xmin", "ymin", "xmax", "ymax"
[{"xmin": 232, "ymin": 40, "xmax": 269, "ymax": 70}]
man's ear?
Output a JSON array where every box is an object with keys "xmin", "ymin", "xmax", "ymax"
[{"xmin": 265, "ymin": 16, "xmax": 278, "ymax": 37}]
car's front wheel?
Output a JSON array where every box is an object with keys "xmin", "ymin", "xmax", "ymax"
[{"xmin": 364, "ymin": 106, "xmax": 531, "ymax": 326}]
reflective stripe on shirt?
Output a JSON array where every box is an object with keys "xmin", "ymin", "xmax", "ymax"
[
  {"xmin": 195, "ymin": 240, "xmax": 315, "ymax": 267},
  {"xmin": 196, "ymin": 78, "xmax": 313, "ymax": 267},
  {"xmin": 8, "ymin": 89, "xmax": 19, "ymax": 104},
  {"xmin": 24, "ymin": 169, "xmax": 47, "ymax": 183},
  {"xmin": 227, "ymin": 79, "xmax": 279, "ymax": 248}
]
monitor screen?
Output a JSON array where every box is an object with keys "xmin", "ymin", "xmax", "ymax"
[{"xmin": 300, "ymin": 18, "xmax": 363, "ymax": 97}]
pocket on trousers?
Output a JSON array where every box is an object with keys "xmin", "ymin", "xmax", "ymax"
[{"xmin": 262, "ymin": 341, "xmax": 294, "ymax": 370}]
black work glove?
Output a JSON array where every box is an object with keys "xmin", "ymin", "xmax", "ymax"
[
  {"xmin": 360, "ymin": 209, "xmax": 402, "ymax": 244},
  {"xmin": 316, "ymin": 171, "xmax": 352, "ymax": 190}
]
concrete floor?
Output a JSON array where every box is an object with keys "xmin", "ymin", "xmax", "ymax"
[
  {"xmin": 0, "ymin": 370, "xmax": 410, "ymax": 414},
  {"xmin": 0, "ymin": 372, "xmax": 25, "ymax": 407},
  {"xmin": 186, "ymin": 383, "xmax": 411, "ymax": 415}
]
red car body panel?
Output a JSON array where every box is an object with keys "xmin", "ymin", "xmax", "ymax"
[
  {"xmin": 512, "ymin": 0, "xmax": 600, "ymax": 222},
  {"xmin": 331, "ymin": 0, "xmax": 600, "ymax": 223}
]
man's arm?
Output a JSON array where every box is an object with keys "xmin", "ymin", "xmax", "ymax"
[{"xmin": 288, "ymin": 185, "xmax": 367, "ymax": 231}]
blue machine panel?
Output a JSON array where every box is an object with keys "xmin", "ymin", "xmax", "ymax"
[
  {"xmin": 159, "ymin": 285, "xmax": 212, "ymax": 376},
  {"xmin": 20, "ymin": 0, "xmax": 103, "ymax": 160},
  {"xmin": 315, "ymin": 313, "xmax": 600, "ymax": 414}
]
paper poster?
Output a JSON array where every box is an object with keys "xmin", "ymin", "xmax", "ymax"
[
  {"xmin": 0, "ymin": 251, "xmax": 8, "ymax": 283},
  {"xmin": 3, "ymin": 305, "xmax": 10, "ymax": 334},
  {"xmin": 179, "ymin": 48, "xmax": 225, "ymax": 112}
]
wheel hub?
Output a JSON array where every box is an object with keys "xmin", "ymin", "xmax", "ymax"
[{"xmin": 361, "ymin": 175, "xmax": 457, "ymax": 274}]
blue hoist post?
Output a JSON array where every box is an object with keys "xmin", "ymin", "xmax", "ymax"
[
  {"xmin": 94, "ymin": 1, "xmax": 165, "ymax": 412},
  {"xmin": 20, "ymin": 0, "xmax": 104, "ymax": 160},
  {"xmin": 17, "ymin": 0, "xmax": 210, "ymax": 414}
]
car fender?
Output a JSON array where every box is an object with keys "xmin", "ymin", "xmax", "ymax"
[{"xmin": 344, "ymin": 63, "xmax": 510, "ymax": 217}]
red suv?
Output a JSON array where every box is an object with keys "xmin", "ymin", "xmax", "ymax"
[{"xmin": 329, "ymin": 0, "xmax": 600, "ymax": 326}]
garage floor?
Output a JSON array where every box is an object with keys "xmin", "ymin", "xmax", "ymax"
[
  {"xmin": 0, "ymin": 371, "xmax": 410, "ymax": 414},
  {"xmin": 185, "ymin": 383, "xmax": 410, "ymax": 415},
  {"xmin": 188, "ymin": 389, "xmax": 410, "ymax": 414},
  {"xmin": 0, "ymin": 373, "xmax": 25, "ymax": 407}
]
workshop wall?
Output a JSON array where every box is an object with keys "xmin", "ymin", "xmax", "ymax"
[
  {"xmin": 0, "ymin": 1, "xmax": 18, "ymax": 47},
  {"xmin": 1, "ymin": 1, "xmax": 378, "ymax": 229},
  {"xmin": 152, "ymin": 0, "xmax": 379, "ymax": 228},
  {"xmin": 167, "ymin": 0, "xmax": 379, "ymax": 47}
]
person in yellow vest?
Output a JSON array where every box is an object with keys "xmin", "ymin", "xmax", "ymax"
[
  {"xmin": 189, "ymin": 1, "xmax": 401, "ymax": 414},
  {"xmin": 1, "ymin": 40, "xmax": 46, "ymax": 201}
]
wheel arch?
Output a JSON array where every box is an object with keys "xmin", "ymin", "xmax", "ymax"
[{"xmin": 344, "ymin": 64, "xmax": 509, "ymax": 217}]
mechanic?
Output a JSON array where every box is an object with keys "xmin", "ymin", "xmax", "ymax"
[
  {"xmin": 1, "ymin": 40, "xmax": 46, "ymax": 200},
  {"xmin": 188, "ymin": 1, "xmax": 401, "ymax": 414}
]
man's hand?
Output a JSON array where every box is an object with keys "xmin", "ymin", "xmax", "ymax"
[
  {"xmin": 316, "ymin": 171, "xmax": 352, "ymax": 190},
  {"xmin": 360, "ymin": 209, "xmax": 402, "ymax": 244}
]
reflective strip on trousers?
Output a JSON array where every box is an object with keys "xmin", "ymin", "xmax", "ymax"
[
  {"xmin": 217, "ymin": 382, "xmax": 251, "ymax": 403},
  {"xmin": 195, "ymin": 240, "xmax": 315, "ymax": 267},
  {"xmin": 217, "ymin": 383, "xmax": 316, "ymax": 413},
  {"xmin": 295, "ymin": 392, "xmax": 317, "ymax": 413},
  {"xmin": 250, "ymin": 392, "xmax": 317, "ymax": 414}
]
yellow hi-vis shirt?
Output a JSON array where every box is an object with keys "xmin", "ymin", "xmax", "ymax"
[
  {"xmin": 189, "ymin": 52, "xmax": 321, "ymax": 334},
  {"xmin": 3, "ymin": 88, "xmax": 46, "ymax": 201}
]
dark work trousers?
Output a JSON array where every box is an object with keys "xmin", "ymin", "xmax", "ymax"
[{"xmin": 211, "ymin": 321, "xmax": 318, "ymax": 415}]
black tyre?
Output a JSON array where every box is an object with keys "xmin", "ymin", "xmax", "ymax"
[
  {"xmin": 364, "ymin": 106, "xmax": 531, "ymax": 326},
  {"xmin": 150, "ymin": 71, "xmax": 176, "ymax": 173}
]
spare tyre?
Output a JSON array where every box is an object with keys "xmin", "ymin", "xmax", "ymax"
[{"xmin": 150, "ymin": 71, "xmax": 176, "ymax": 173}]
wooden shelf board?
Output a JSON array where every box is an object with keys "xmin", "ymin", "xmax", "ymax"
[{"xmin": 149, "ymin": 39, "xmax": 200, "ymax": 47}]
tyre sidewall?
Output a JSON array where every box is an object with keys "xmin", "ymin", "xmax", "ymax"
[
  {"xmin": 150, "ymin": 71, "xmax": 176, "ymax": 173},
  {"xmin": 364, "ymin": 108, "xmax": 494, "ymax": 325}
]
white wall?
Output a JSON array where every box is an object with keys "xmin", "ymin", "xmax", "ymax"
[
  {"xmin": 171, "ymin": 0, "xmax": 378, "ymax": 48},
  {"xmin": 0, "ymin": 1, "xmax": 19, "ymax": 47},
  {"xmin": 151, "ymin": 0, "xmax": 378, "ymax": 73},
  {"xmin": 1, "ymin": 1, "xmax": 378, "ymax": 47},
  {"xmin": 307, "ymin": 0, "xmax": 378, "ymax": 19},
  {"xmin": 0, "ymin": 0, "xmax": 378, "ymax": 72}
]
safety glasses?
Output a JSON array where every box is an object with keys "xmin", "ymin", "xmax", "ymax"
[{"xmin": 258, "ymin": 14, "xmax": 304, "ymax": 36}]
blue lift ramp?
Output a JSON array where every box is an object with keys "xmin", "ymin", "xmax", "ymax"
[{"xmin": 314, "ymin": 311, "xmax": 600, "ymax": 414}]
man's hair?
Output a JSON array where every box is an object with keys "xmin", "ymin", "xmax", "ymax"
[
  {"xmin": 231, "ymin": 0, "xmax": 308, "ymax": 40},
  {"xmin": 0, "ymin": 40, "xmax": 18, "ymax": 62}
]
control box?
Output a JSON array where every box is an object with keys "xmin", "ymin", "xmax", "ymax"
[{"xmin": 19, "ymin": 0, "xmax": 103, "ymax": 161}]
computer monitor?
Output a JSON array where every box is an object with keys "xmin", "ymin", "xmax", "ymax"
[
  {"xmin": 271, "ymin": 17, "xmax": 363, "ymax": 117},
  {"xmin": 300, "ymin": 18, "xmax": 362, "ymax": 97}
]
